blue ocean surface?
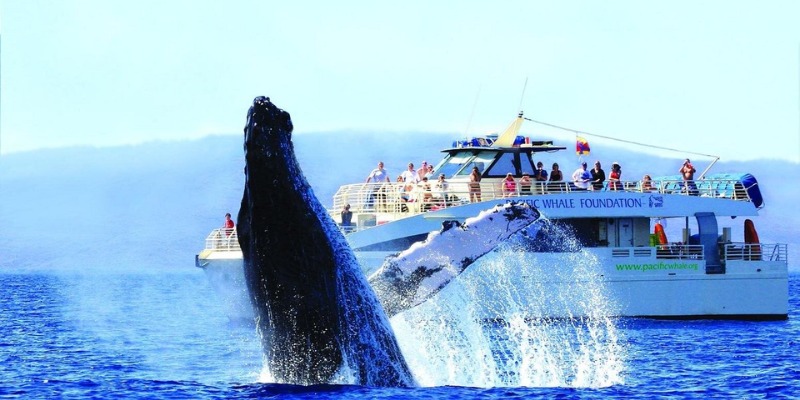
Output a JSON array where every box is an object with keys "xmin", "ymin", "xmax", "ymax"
[{"xmin": 1, "ymin": 269, "xmax": 798, "ymax": 399}]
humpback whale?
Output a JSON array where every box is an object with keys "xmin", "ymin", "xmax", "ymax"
[
  {"xmin": 237, "ymin": 96, "xmax": 415, "ymax": 386},
  {"xmin": 236, "ymin": 96, "xmax": 545, "ymax": 387}
]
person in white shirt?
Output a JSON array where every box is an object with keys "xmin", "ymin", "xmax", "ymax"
[
  {"xmin": 365, "ymin": 161, "xmax": 390, "ymax": 183},
  {"xmin": 572, "ymin": 162, "xmax": 592, "ymax": 190},
  {"xmin": 365, "ymin": 161, "xmax": 390, "ymax": 209},
  {"xmin": 400, "ymin": 162, "xmax": 420, "ymax": 183}
]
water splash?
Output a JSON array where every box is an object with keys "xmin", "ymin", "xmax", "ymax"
[{"xmin": 392, "ymin": 222, "xmax": 627, "ymax": 388}]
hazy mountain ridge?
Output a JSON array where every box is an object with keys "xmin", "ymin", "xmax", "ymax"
[{"xmin": 1, "ymin": 132, "xmax": 797, "ymax": 270}]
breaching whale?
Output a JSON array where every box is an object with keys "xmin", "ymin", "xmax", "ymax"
[
  {"xmin": 237, "ymin": 96, "xmax": 415, "ymax": 386},
  {"xmin": 236, "ymin": 96, "xmax": 544, "ymax": 387}
]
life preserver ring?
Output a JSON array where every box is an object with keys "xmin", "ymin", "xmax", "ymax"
[
  {"xmin": 654, "ymin": 222, "xmax": 668, "ymax": 245},
  {"xmin": 744, "ymin": 219, "xmax": 761, "ymax": 260}
]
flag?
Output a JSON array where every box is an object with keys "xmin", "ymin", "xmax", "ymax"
[{"xmin": 576, "ymin": 136, "xmax": 590, "ymax": 155}]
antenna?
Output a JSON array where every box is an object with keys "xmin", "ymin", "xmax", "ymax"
[
  {"xmin": 463, "ymin": 84, "xmax": 482, "ymax": 138},
  {"xmin": 517, "ymin": 77, "xmax": 528, "ymax": 115}
]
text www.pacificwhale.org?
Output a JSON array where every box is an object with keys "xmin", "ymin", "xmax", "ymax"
[{"xmin": 616, "ymin": 262, "xmax": 699, "ymax": 272}]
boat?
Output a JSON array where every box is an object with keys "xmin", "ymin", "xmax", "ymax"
[{"xmin": 196, "ymin": 113, "xmax": 789, "ymax": 320}]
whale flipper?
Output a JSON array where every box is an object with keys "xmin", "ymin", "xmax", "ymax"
[{"xmin": 368, "ymin": 202, "xmax": 543, "ymax": 317}]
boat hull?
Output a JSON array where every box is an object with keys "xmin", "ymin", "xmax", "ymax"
[
  {"xmin": 195, "ymin": 249, "xmax": 252, "ymax": 322},
  {"xmin": 195, "ymin": 248, "xmax": 788, "ymax": 321}
]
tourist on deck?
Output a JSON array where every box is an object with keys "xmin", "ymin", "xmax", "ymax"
[
  {"xmin": 417, "ymin": 161, "xmax": 429, "ymax": 180},
  {"xmin": 534, "ymin": 162, "xmax": 548, "ymax": 182},
  {"xmin": 469, "ymin": 166, "xmax": 482, "ymax": 203},
  {"xmin": 641, "ymin": 174, "xmax": 654, "ymax": 192},
  {"xmin": 591, "ymin": 161, "xmax": 606, "ymax": 191},
  {"xmin": 503, "ymin": 173, "xmax": 517, "ymax": 197},
  {"xmin": 340, "ymin": 204, "xmax": 353, "ymax": 231},
  {"xmin": 519, "ymin": 172, "xmax": 533, "ymax": 195},
  {"xmin": 365, "ymin": 161, "xmax": 390, "ymax": 209},
  {"xmin": 365, "ymin": 161, "xmax": 390, "ymax": 183},
  {"xmin": 222, "ymin": 213, "xmax": 235, "ymax": 236},
  {"xmin": 608, "ymin": 162, "xmax": 622, "ymax": 191},
  {"xmin": 395, "ymin": 176, "xmax": 412, "ymax": 211},
  {"xmin": 572, "ymin": 162, "xmax": 591, "ymax": 190},
  {"xmin": 401, "ymin": 162, "xmax": 420, "ymax": 183},
  {"xmin": 679, "ymin": 158, "xmax": 698, "ymax": 195},
  {"xmin": 433, "ymin": 173, "xmax": 450, "ymax": 205},
  {"xmin": 419, "ymin": 176, "xmax": 433, "ymax": 211},
  {"xmin": 549, "ymin": 163, "xmax": 563, "ymax": 182},
  {"xmin": 548, "ymin": 162, "xmax": 565, "ymax": 192}
]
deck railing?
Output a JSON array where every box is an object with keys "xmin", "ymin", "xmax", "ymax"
[
  {"xmin": 611, "ymin": 245, "xmax": 705, "ymax": 260},
  {"xmin": 723, "ymin": 242, "xmax": 787, "ymax": 262},
  {"xmin": 329, "ymin": 178, "xmax": 756, "ymax": 232},
  {"xmin": 610, "ymin": 243, "xmax": 788, "ymax": 265},
  {"xmin": 204, "ymin": 228, "xmax": 241, "ymax": 251},
  {"xmin": 200, "ymin": 228, "xmax": 787, "ymax": 268}
]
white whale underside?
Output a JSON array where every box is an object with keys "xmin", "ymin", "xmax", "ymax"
[{"xmin": 368, "ymin": 202, "xmax": 543, "ymax": 315}]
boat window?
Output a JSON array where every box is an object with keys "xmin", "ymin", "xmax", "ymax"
[
  {"xmin": 521, "ymin": 153, "xmax": 536, "ymax": 175},
  {"xmin": 457, "ymin": 151, "xmax": 496, "ymax": 176},
  {"xmin": 486, "ymin": 152, "xmax": 519, "ymax": 177},
  {"xmin": 434, "ymin": 151, "xmax": 474, "ymax": 177}
]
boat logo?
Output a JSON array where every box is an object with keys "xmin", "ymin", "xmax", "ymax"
[{"xmin": 648, "ymin": 195, "xmax": 664, "ymax": 208}]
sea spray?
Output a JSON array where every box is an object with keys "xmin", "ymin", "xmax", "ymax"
[{"xmin": 391, "ymin": 222, "xmax": 627, "ymax": 388}]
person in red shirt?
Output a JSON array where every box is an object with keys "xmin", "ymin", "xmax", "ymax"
[{"xmin": 222, "ymin": 212, "xmax": 235, "ymax": 235}]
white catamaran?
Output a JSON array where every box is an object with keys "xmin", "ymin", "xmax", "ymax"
[{"xmin": 196, "ymin": 113, "xmax": 788, "ymax": 321}]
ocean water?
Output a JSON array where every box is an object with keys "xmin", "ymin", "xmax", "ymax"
[{"xmin": 1, "ymin": 268, "xmax": 798, "ymax": 399}]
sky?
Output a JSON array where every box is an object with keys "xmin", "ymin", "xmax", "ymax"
[{"xmin": 1, "ymin": 0, "xmax": 799, "ymax": 162}]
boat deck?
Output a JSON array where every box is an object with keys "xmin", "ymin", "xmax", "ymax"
[{"xmin": 330, "ymin": 176, "xmax": 756, "ymax": 233}]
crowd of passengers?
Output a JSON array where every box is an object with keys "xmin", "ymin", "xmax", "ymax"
[{"xmin": 357, "ymin": 158, "xmax": 698, "ymax": 213}]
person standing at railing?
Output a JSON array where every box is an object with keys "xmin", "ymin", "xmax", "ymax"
[
  {"xmin": 417, "ymin": 161, "xmax": 429, "ymax": 180},
  {"xmin": 503, "ymin": 173, "xmax": 517, "ymax": 197},
  {"xmin": 366, "ymin": 161, "xmax": 391, "ymax": 184},
  {"xmin": 519, "ymin": 172, "xmax": 533, "ymax": 195},
  {"xmin": 641, "ymin": 174, "xmax": 654, "ymax": 192},
  {"xmin": 590, "ymin": 161, "xmax": 606, "ymax": 191},
  {"xmin": 400, "ymin": 162, "xmax": 420, "ymax": 184},
  {"xmin": 469, "ymin": 166, "xmax": 482, "ymax": 203},
  {"xmin": 433, "ymin": 173, "xmax": 450, "ymax": 205},
  {"xmin": 340, "ymin": 204, "xmax": 353, "ymax": 232},
  {"xmin": 572, "ymin": 162, "xmax": 591, "ymax": 190},
  {"xmin": 679, "ymin": 158, "xmax": 698, "ymax": 196},
  {"xmin": 222, "ymin": 213, "xmax": 235, "ymax": 236},
  {"xmin": 534, "ymin": 162, "xmax": 548, "ymax": 182},
  {"xmin": 419, "ymin": 176, "xmax": 433, "ymax": 211},
  {"xmin": 365, "ymin": 161, "xmax": 391, "ymax": 209},
  {"xmin": 549, "ymin": 162, "xmax": 564, "ymax": 192},
  {"xmin": 608, "ymin": 162, "xmax": 622, "ymax": 191}
]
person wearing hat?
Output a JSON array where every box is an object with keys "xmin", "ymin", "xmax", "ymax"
[
  {"xmin": 608, "ymin": 162, "xmax": 622, "ymax": 191},
  {"xmin": 534, "ymin": 161, "xmax": 548, "ymax": 182},
  {"xmin": 433, "ymin": 173, "xmax": 450, "ymax": 205},
  {"xmin": 572, "ymin": 162, "xmax": 591, "ymax": 190}
]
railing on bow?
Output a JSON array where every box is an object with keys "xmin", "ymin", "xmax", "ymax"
[{"xmin": 204, "ymin": 228, "xmax": 241, "ymax": 251}]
